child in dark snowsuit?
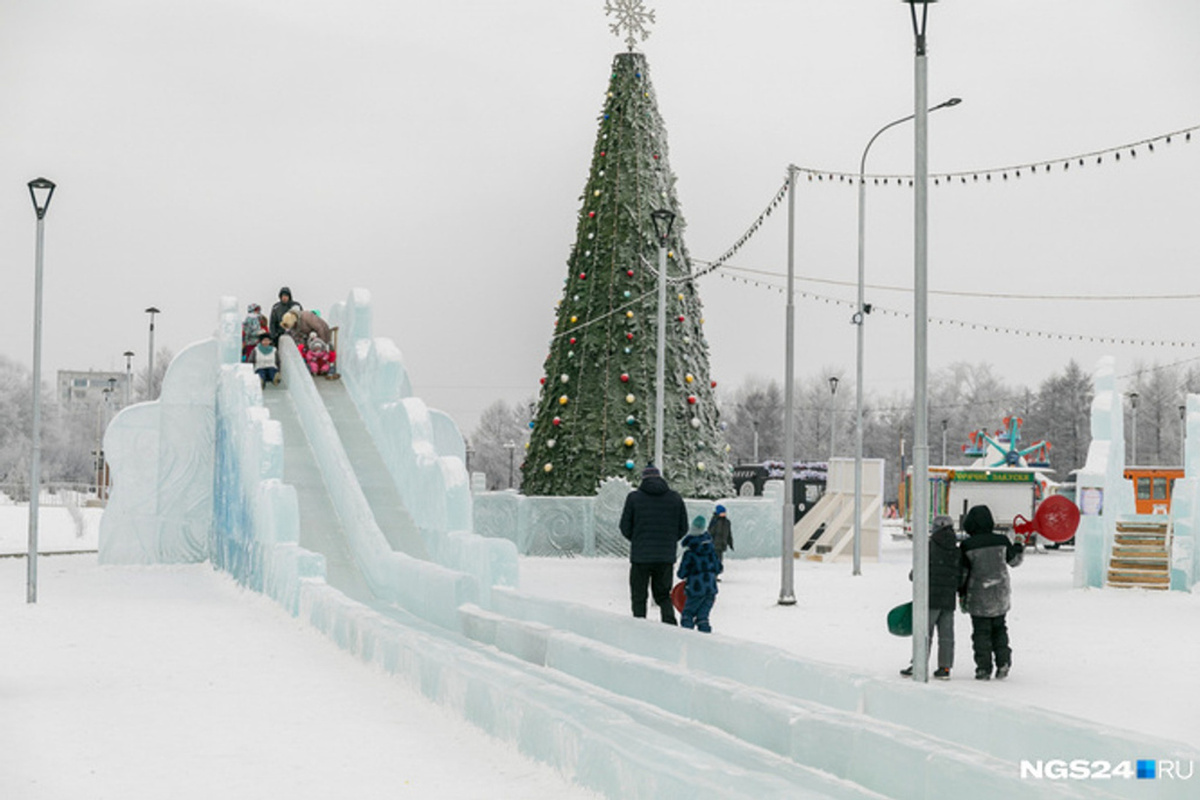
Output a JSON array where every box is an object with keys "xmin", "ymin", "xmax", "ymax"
[
  {"xmin": 677, "ymin": 515, "xmax": 722, "ymax": 633},
  {"xmin": 959, "ymin": 504, "xmax": 1024, "ymax": 680}
]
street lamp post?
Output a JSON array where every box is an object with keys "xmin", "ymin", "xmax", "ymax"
[
  {"xmin": 123, "ymin": 351, "xmax": 135, "ymax": 406},
  {"xmin": 145, "ymin": 307, "xmax": 161, "ymax": 400},
  {"xmin": 904, "ymin": 0, "xmax": 937, "ymax": 683},
  {"xmin": 780, "ymin": 164, "xmax": 799, "ymax": 606},
  {"xmin": 941, "ymin": 419, "xmax": 949, "ymax": 465},
  {"xmin": 650, "ymin": 209, "xmax": 675, "ymax": 474},
  {"xmin": 752, "ymin": 419, "xmax": 760, "ymax": 463},
  {"xmin": 465, "ymin": 440, "xmax": 474, "ymax": 476},
  {"xmin": 1129, "ymin": 391, "xmax": 1140, "ymax": 465},
  {"xmin": 504, "ymin": 440, "xmax": 516, "ymax": 489},
  {"xmin": 852, "ymin": 96, "xmax": 960, "ymax": 578},
  {"xmin": 828, "ymin": 377, "xmax": 840, "ymax": 460},
  {"xmin": 26, "ymin": 177, "xmax": 56, "ymax": 604},
  {"xmin": 1181, "ymin": 404, "xmax": 1188, "ymax": 467}
]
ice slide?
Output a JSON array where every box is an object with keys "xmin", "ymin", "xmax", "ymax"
[{"xmin": 98, "ymin": 292, "xmax": 1196, "ymax": 800}]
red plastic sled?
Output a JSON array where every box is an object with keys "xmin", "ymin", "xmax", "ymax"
[{"xmin": 670, "ymin": 581, "xmax": 687, "ymax": 612}]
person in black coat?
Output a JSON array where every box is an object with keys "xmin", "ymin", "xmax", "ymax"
[
  {"xmin": 959, "ymin": 504, "xmax": 1025, "ymax": 680},
  {"xmin": 707, "ymin": 504, "xmax": 733, "ymax": 569},
  {"xmin": 901, "ymin": 515, "xmax": 962, "ymax": 680},
  {"xmin": 269, "ymin": 286, "xmax": 302, "ymax": 344},
  {"xmin": 619, "ymin": 463, "xmax": 689, "ymax": 624}
]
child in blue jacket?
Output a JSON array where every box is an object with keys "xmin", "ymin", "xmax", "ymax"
[{"xmin": 677, "ymin": 515, "xmax": 723, "ymax": 633}]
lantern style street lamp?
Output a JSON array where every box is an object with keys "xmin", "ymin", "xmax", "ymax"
[
  {"xmin": 26, "ymin": 177, "xmax": 56, "ymax": 604},
  {"xmin": 650, "ymin": 209, "xmax": 675, "ymax": 473}
]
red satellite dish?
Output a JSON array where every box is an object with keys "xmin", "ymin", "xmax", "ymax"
[{"xmin": 1013, "ymin": 494, "xmax": 1081, "ymax": 543}]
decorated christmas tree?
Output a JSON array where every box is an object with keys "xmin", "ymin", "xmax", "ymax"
[{"xmin": 521, "ymin": 38, "xmax": 731, "ymax": 498}]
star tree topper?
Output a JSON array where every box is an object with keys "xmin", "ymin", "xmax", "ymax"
[{"xmin": 605, "ymin": 0, "xmax": 656, "ymax": 51}]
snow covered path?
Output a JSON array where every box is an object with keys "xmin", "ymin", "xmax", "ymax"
[{"xmin": 0, "ymin": 556, "xmax": 599, "ymax": 800}]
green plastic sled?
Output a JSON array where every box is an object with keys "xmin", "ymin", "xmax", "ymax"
[{"xmin": 887, "ymin": 601, "xmax": 914, "ymax": 637}]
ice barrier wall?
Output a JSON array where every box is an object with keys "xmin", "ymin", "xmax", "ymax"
[
  {"xmin": 473, "ymin": 476, "xmax": 786, "ymax": 557},
  {"xmin": 1168, "ymin": 393, "xmax": 1200, "ymax": 590},
  {"xmin": 1074, "ymin": 357, "xmax": 1135, "ymax": 589}
]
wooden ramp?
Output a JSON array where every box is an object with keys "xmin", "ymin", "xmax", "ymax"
[{"xmin": 1107, "ymin": 518, "xmax": 1170, "ymax": 590}]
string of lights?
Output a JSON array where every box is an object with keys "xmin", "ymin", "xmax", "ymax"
[
  {"xmin": 713, "ymin": 268, "xmax": 1198, "ymax": 349},
  {"xmin": 792, "ymin": 124, "xmax": 1197, "ymax": 187},
  {"xmin": 711, "ymin": 263, "xmax": 1200, "ymax": 302},
  {"xmin": 687, "ymin": 177, "xmax": 791, "ymax": 280}
]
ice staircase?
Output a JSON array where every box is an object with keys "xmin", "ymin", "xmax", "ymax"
[
  {"xmin": 1107, "ymin": 518, "xmax": 1171, "ymax": 590},
  {"xmin": 315, "ymin": 379, "xmax": 428, "ymax": 559}
]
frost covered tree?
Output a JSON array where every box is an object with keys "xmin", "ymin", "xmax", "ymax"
[
  {"xmin": 468, "ymin": 400, "xmax": 532, "ymax": 491},
  {"xmin": 521, "ymin": 51, "xmax": 731, "ymax": 498}
]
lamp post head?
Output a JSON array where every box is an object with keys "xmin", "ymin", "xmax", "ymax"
[
  {"xmin": 650, "ymin": 209, "xmax": 675, "ymax": 243},
  {"xmin": 1129, "ymin": 391, "xmax": 1140, "ymax": 408},
  {"xmin": 829, "ymin": 376, "xmax": 839, "ymax": 395},
  {"xmin": 145, "ymin": 306, "xmax": 160, "ymax": 316},
  {"xmin": 28, "ymin": 178, "xmax": 56, "ymax": 220},
  {"xmin": 123, "ymin": 350, "xmax": 135, "ymax": 359}
]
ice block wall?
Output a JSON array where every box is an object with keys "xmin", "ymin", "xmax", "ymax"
[
  {"xmin": 1168, "ymin": 393, "xmax": 1199, "ymax": 590},
  {"xmin": 1074, "ymin": 357, "xmax": 1135, "ymax": 588},
  {"xmin": 98, "ymin": 338, "xmax": 218, "ymax": 564},
  {"xmin": 472, "ymin": 480, "xmax": 785, "ymax": 558}
]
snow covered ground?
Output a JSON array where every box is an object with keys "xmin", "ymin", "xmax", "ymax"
[
  {"xmin": 0, "ymin": 554, "xmax": 601, "ymax": 800},
  {"xmin": 0, "ymin": 505, "xmax": 103, "ymax": 556},
  {"xmin": 520, "ymin": 528, "xmax": 1200, "ymax": 752}
]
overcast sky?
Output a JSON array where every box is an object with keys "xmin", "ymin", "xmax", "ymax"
[{"xmin": 3, "ymin": 0, "xmax": 1198, "ymax": 433}]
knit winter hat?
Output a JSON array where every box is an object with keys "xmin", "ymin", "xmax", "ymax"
[
  {"xmin": 715, "ymin": 504, "xmax": 727, "ymax": 515},
  {"xmin": 642, "ymin": 463, "xmax": 661, "ymax": 479},
  {"xmin": 692, "ymin": 515, "xmax": 706, "ymax": 530},
  {"xmin": 931, "ymin": 515, "xmax": 954, "ymax": 535},
  {"xmin": 247, "ymin": 303, "xmax": 261, "ymax": 313},
  {"xmin": 963, "ymin": 505, "xmax": 995, "ymax": 536}
]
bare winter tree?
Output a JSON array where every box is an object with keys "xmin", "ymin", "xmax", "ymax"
[
  {"xmin": 721, "ymin": 377, "xmax": 784, "ymax": 464},
  {"xmin": 468, "ymin": 399, "xmax": 533, "ymax": 491}
]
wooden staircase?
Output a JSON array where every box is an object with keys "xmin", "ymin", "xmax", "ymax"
[{"xmin": 1107, "ymin": 519, "xmax": 1170, "ymax": 590}]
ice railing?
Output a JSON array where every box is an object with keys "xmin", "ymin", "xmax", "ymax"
[{"xmin": 327, "ymin": 288, "xmax": 517, "ymax": 592}]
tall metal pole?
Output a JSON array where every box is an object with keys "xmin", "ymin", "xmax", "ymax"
[
  {"xmin": 145, "ymin": 307, "xmax": 160, "ymax": 401},
  {"xmin": 1129, "ymin": 392, "xmax": 1140, "ymax": 466},
  {"xmin": 780, "ymin": 164, "xmax": 798, "ymax": 606},
  {"xmin": 753, "ymin": 421, "xmax": 760, "ymax": 463},
  {"xmin": 908, "ymin": 0, "xmax": 933, "ymax": 683},
  {"xmin": 942, "ymin": 419, "xmax": 949, "ymax": 465},
  {"xmin": 829, "ymin": 377, "xmax": 839, "ymax": 460},
  {"xmin": 26, "ymin": 177, "xmax": 55, "ymax": 604},
  {"xmin": 123, "ymin": 350, "xmax": 135, "ymax": 406},
  {"xmin": 1181, "ymin": 404, "xmax": 1188, "ymax": 468},
  {"xmin": 853, "ymin": 96, "xmax": 959, "ymax": 577},
  {"xmin": 655, "ymin": 239, "xmax": 668, "ymax": 471}
]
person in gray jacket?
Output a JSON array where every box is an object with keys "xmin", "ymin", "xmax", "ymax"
[{"xmin": 959, "ymin": 504, "xmax": 1025, "ymax": 680}]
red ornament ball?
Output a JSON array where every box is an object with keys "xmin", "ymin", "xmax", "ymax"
[
  {"xmin": 626, "ymin": 269, "xmax": 635, "ymax": 277},
  {"xmin": 711, "ymin": 380, "xmax": 717, "ymax": 388},
  {"xmin": 588, "ymin": 211, "xmax": 596, "ymax": 218},
  {"xmin": 687, "ymin": 395, "xmax": 697, "ymax": 405},
  {"xmin": 626, "ymin": 332, "xmax": 634, "ymax": 341},
  {"xmin": 579, "ymin": 273, "xmax": 587, "ymax": 280},
  {"xmin": 620, "ymin": 373, "xmax": 630, "ymax": 382},
  {"xmin": 569, "ymin": 337, "xmax": 576, "ymax": 345},
  {"xmin": 677, "ymin": 315, "xmax": 685, "ymax": 322},
  {"xmin": 600, "ymin": 151, "xmax": 607, "ymax": 157},
  {"xmin": 552, "ymin": 417, "xmax": 562, "ymax": 426},
  {"xmin": 539, "ymin": 377, "xmax": 546, "ymax": 385}
]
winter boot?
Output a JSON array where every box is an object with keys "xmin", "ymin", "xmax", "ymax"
[
  {"xmin": 899, "ymin": 665, "xmax": 914, "ymax": 677},
  {"xmin": 995, "ymin": 665, "xmax": 1010, "ymax": 680},
  {"xmin": 975, "ymin": 668, "xmax": 992, "ymax": 681},
  {"xmin": 933, "ymin": 667, "xmax": 951, "ymax": 680}
]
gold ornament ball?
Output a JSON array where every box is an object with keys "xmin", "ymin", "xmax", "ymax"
[
  {"xmin": 559, "ymin": 395, "xmax": 569, "ymax": 406},
  {"xmin": 543, "ymin": 463, "xmax": 553, "ymax": 473},
  {"xmin": 626, "ymin": 311, "xmax": 634, "ymax": 319},
  {"xmin": 570, "ymin": 315, "xmax": 578, "ymax": 323},
  {"xmin": 685, "ymin": 374, "xmax": 694, "ymax": 383},
  {"xmin": 624, "ymin": 436, "xmax": 635, "ymax": 447}
]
